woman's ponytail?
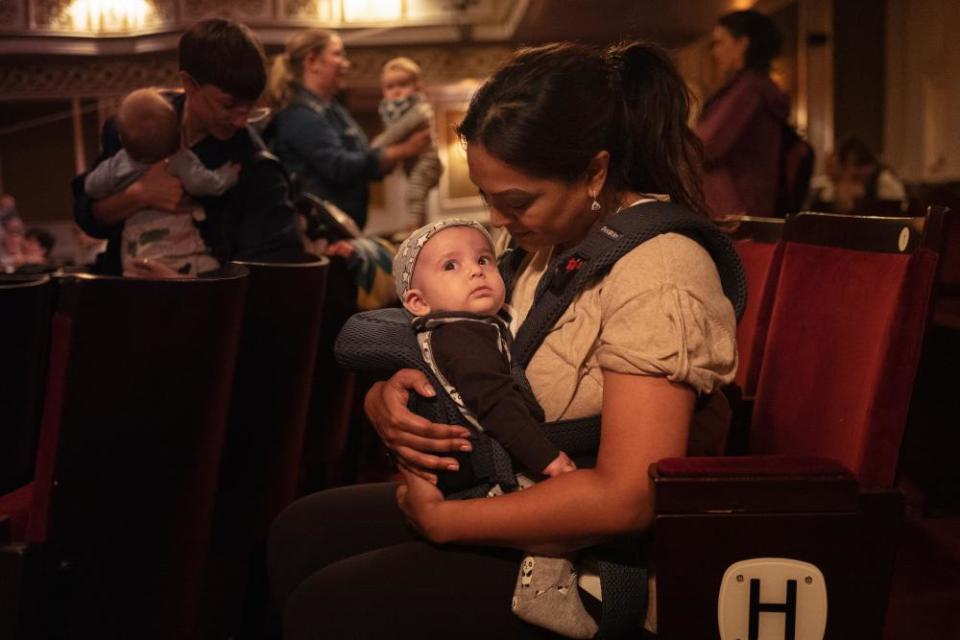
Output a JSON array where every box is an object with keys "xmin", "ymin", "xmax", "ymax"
[
  {"xmin": 265, "ymin": 29, "xmax": 335, "ymax": 111},
  {"xmin": 265, "ymin": 53, "xmax": 294, "ymax": 110},
  {"xmin": 606, "ymin": 41, "xmax": 708, "ymax": 217}
]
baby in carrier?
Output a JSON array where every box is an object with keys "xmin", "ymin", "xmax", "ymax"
[
  {"xmin": 391, "ymin": 218, "xmax": 598, "ymax": 638},
  {"xmin": 84, "ymin": 88, "xmax": 239, "ymax": 276}
]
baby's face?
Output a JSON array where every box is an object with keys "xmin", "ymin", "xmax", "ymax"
[
  {"xmin": 405, "ymin": 226, "xmax": 505, "ymax": 317},
  {"xmin": 381, "ymin": 68, "xmax": 418, "ymax": 102}
]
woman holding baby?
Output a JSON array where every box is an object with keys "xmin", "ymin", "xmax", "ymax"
[{"xmin": 269, "ymin": 40, "xmax": 738, "ymax": 639}]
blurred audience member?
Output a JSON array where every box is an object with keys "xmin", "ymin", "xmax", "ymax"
[
  {"xmin": 84, "ymin": 87, "xmax": 232, "ymax": 276},
  {"xmin": 264, "ymin": 29, "xmax": 431, "ymax": 230},
  {"xmin": 807, "ymin": 137, "xmax": 908, "ymax": 214},
  {"xmin": 696, "ymin": 10, "xmax": 788, "ymax": 218},
  {"xmin": 73, "ymin": 225, "xmax": 107, "ymax": 268},
  {"xmin": 22, "ymin": 228, "xmax": 55, "ymax": 265},
  {"xmin": 0, "ymin": 193, "xmax": 16, "ymax": 218},
  {"xmin": 1, "ymin": 212, "xmax": 25, "ymax": 272},
  {"xmin": 73, "ymin": 19, "xmax": 304, "ymax": 277}
]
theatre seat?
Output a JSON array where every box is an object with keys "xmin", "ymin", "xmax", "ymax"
[
  {"xmin": 198, "ymin": 258, "xmax": 328, "ymax": 639},
  {"xmin": 0, "ymin": 275, "xmax": 53, "ymax": 494},
  {"xmin": 728, "ymin": 216, "xmax": 785, "ymax": 398},
  {"xmin": 653, "ymin": 208, "xmax": 949, "ymax": 639},
  {"xmin": 300, "ymin": 255, "xmax": 361, "ymax": 491},
  {"xmin": 751, "ymin": 210, "xmax": 944, "ymax": 486},
  {"xmin": 0, "ymin": 266, "xmax": 248, "ymax": 640}
]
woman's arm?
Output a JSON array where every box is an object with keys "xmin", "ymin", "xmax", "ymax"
[
  {"xmin": 398, "ymin": 371, "xmax": 695, "ymax": 555},
  {"xmin": 378, "ymin": 129, "xmax": 432, "ymax": 173},
  {"xmin": 365, "ymin": 369, "xmax": 475, "ymax": 482},
  {"xmin": 90, "ymin": 162, "xmax": 184, "ymax": 225},
  {"xmin": 73, "ymin": 117, "xmax": 182, "ymax": 235}
]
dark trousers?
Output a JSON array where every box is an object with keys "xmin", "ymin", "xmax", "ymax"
[{"xmin": 268, "ymin": 483, "xmax": 570, "ymax": 639}]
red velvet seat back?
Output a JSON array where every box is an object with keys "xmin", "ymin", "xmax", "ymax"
[
  {"xmin": 730, "ymin": 217, "xmax": 785, "ymax": 396},
  {"xmin": 26, "ymin": 267, "xmax": 248, "ymax": 638},
  {"xmin": 751, "ymin": 212, "xmax": 942, "ymax": 488},
  {"xmin": 0, "ymin": 275, "xmax": 53, "ymax": 493}
]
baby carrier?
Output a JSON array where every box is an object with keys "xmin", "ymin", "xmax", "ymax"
[{"xmin": 334, "ymin": 201, "xmax": 746, "ymax": 636}]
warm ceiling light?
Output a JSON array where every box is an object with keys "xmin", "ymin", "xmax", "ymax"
[
  {"xmin": 65, "ymin": 0, "xmax": 155, "ymax": 32},
  {"xmin": 342, "ymin": 0, "xmax": 403, "ymax": 22}
]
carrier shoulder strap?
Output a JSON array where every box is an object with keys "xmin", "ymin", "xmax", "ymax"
[
  {"xmin": 503, "ymin": 202, "xmax": 744, "ymax": 640},
  {"xmin": 507, "ymin": 200, "xmax": 747, "ymax": 371},
  {"xmin": 503, "ymin": 201, "xmax": 746, "ymax": 462}
]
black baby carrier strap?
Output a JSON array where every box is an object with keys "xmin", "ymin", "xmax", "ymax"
[
  {"xmin": 335, "ymin": 201, "xmax": 745, "ymax": 638},
  {"xmin": 507, "ymin": 201, "xmax": 747, "ymax": 363},
  {"xmin": 498, "ymin": 201, "xmax": 745, "ymax": 640},
  {"xmin": 502, "ymin": 201, "xmax": 747, "ymax": 461},
  {"xmin": 336, "ymin": 201, "xmax": 746, "ymax": 487}
]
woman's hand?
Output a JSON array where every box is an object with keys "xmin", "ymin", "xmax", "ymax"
[
  {"xmin": 398, "ymin": 128, "xmax": 432, "ymax": 158},
  {"xmin": 364, "ymin": 368, "xmax": 473, "ymax": 483},
  {"xmin": 124, "ymin": 258, "xmax": 192, "ymax": 279},
  {"xmin": 323, "ymin": 239, "xmax": 356, "ymax": 259},
  {"xmin": 396, "ymin": 467, "xmax": 451, "ymax": 543}
]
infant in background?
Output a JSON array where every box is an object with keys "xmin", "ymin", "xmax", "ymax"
[
  {"xmin": 371, "ymin": 57, "xmax": 443, "ymax": 231},
  {"xmin": 84, "ymin": 88, "xmax": 238, "ymax": 276}
]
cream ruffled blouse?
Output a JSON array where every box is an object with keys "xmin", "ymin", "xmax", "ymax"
[{"xmin": 509, "ymin": 231, "xmax": 738, "ymax": 421}]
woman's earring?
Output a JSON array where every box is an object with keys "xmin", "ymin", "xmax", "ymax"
[{"xmin": 590, "ymin": 194, "xmax": 601, "ymax": 212}]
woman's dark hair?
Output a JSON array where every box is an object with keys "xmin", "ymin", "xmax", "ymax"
[
  {"xmin": 457, "ymin": 41, "xmax": 707, "ymax": 216},
  {"xmin": 718, "ymin": 10, "xmax": 782, "ymax": 71},
  {"xmin": 179, "ymin": 19, "xmax": 267, "ymax": 102}
]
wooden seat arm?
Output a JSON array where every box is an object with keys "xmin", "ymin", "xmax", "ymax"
[{"xmin": 651, "ymin": 455, "xmax": 860, "ymax": 514}]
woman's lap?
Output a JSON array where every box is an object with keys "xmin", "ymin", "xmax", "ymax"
[{"xmin": 268, "ymin": 482, "xmax": 563, "ymax": 639}]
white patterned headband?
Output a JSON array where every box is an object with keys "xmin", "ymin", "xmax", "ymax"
[{"xmin": 392, "ymin": 218, "xmax": 494, "ymax": 300}]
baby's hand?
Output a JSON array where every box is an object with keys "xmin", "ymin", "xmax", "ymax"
[
  {"xmin": 227, "ymin": 162, "xmax": 242, "ymax": 177},
  {"xmin": 324, "ymin": 239, "xmax": 356, "ymax": 259},
  {"xmin": 542, "ymin": 452, "xmax": 577, "ymax": 477}
]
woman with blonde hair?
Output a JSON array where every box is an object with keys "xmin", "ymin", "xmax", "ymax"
[{"xmin": 265, "ymin": 29, "xmax": 430, "ymax": 229}]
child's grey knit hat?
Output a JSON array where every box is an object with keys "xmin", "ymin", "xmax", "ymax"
[{"xmin": 393, "ymin": 218, "xmax": 494, "ymax": 300}]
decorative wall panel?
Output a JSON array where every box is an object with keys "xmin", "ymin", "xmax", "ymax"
[
  {"xmin": 182, "ymin": 0, "xmax": 270, "ymax": 23},
  {"xmin": 347, "ymin": 45, "xmax": 511, "ymax": 84},
  {"xmin": 0, "ymin": 0, "xmax": 521, "ymax": 49},
  {"xmin": 0, "ymin": 0, "xmax": 26, "ymax": 30},
  {"xmin": 0, "ymin": 55, "xmax": 179, "ymax": 99},
  {"xmin": 32, "ymin": 0, "xmax": 177, "ymax": 33},
  {"xmin": 0, "ymin": 44, "xmax": 508, "ymax": 99},
  {"xmin": 280, "ymin": 0, "xmax": 322, "ymax": 21}
]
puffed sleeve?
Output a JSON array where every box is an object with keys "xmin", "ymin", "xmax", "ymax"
[{"xmin": 595, "ymin": 233, "xmax": 738, "ymax": 395}]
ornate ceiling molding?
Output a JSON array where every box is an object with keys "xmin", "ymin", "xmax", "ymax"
[{"xmin": 0, "ymin": 0, "xmax": 528, "ymax": 55}]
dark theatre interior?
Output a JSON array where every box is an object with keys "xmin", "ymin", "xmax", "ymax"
[{"xmin": 2, "ymin": 0, "xmax": 959, "ymax": 638}]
